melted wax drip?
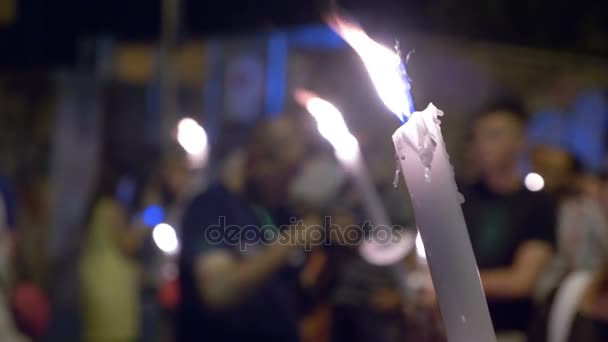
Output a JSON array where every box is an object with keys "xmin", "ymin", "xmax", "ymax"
[
  {"xmin": 423, "ymin": 167, "xmax": 431, "ymax": 183},
  {"xmin": 393, "ymin": 156, "xmax": 402, "ymax": 188},
  {"xmin": 457, "ymin": 192, "xmax": 465, "ymax": 204}
]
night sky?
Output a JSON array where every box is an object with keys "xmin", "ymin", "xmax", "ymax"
[{"xmin": 1, "ymin": 0, "xmax": 607, "ymax": 66}]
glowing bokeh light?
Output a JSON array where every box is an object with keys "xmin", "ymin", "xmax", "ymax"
[
  {"xmin": 326, "ymin": 13, "xmax": 413, "ymax": 122},
  {"xmin": 294, "ymin": 89, "xmax": 359, "ymax": 163},
  {"xmin": 153, "ymin": 223, "xmax": 179, "ymax": 255},
  {"xmin": 142, "ymin": 205, "xmax": 165, "ymax": 227},
  {"xmin": 524, "ymin": 172, "xmax": 545, "ymax": 192},
  {"xmin": 177, "ymin": 118, "xmax": 208, "ymax": 156},
  {"xmin": 415, "ymin": 231, "xmax": 427, "ymax": 263},
  {"xmin": 359, "ymin": 230, "xmax": 415, "ymax": 266}
]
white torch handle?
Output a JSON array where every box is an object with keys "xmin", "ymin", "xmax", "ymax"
[
  {"xmin": 344, "ymin": 154, "xmax": 393, "ymax": 228},
  {"xmin": 393, "ymin": 104, "xmax": 496, "ymax": 342}
]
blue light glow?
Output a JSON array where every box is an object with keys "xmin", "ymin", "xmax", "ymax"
[
  {"xmin": 399, "ymin": 61, "xmax": 415, "ymax": 123},
  {"xmin": 142, "ymin": 205, "xmax": 165, "ymax": 227}
]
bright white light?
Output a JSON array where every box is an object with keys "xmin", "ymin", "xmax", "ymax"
[
  {"xmin": 177, "ymin": 118, "xmax": 208, "ymax": 156},
  {"xmin": 359, "ymin": 230, "xmax": 415, "ymax": 266},
  {"xmin": 415, "ymin": 231, "xmax": 427, "ymax": 263},
  {"xmin": 327, "ymin": 13, "xmax": 412, "ymax": 122},
  {"xmin": 294, "ymin": 90, "xmax": 360, "ymax": 163},
  {"xmin": 333, "ymin": 134, "xmax": 360, "ymax": 163},
  {"xmin": 152, "ymin": 223, "xmax": 179, "ymax": 255},
  {"xmin": 524, "ymin": 172, "xmax": 545, "ymax": 192}
]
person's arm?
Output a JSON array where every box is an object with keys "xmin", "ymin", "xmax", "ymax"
[
  {"xmin": 98, "ymin": 199, "xmax": 148, "ymax": 257},
  {"xmin": 195, "ymin": 239, "xmax": 295, "ymax": 309},
  {"xmin": 191, "ymin": 211, "xmax": 320, "ymax": 310},
  {"xmin": 299, "ymin": 249, "xmax": 328, "ymax": 289},
  {"xmin": 482, "ymin": 192, "xmax": 557, "ymax": 299},
  {"xmin": 114, "ymin": 221, "xmax": 149, "ymax": 256},
  {"xmin": 481, "ymin": 240, "xmax": 553, "ymax": 299}
]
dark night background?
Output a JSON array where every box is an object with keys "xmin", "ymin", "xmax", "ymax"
[
  {"xmin": 1, "ymin": 0, "xmax": 608, "ymax": 66},
  {"xmin": 2, "ymin": 1, "xmax": 608, "ymax": 342}
]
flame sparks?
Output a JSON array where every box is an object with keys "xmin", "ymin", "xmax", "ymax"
[
  {"xmin": 294, "ymin": 89, "xmax": 359, "ymax": 162},
  {"xmin": 326, "ymin": 13, "xmax": 413, "ymax": 122}
]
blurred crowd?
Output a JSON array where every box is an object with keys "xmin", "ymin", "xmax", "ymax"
[{"xmin": 1, "ymin": 76, "xmax": 608, "ymax": 342}]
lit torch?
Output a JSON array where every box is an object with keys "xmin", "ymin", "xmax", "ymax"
[
  {"xmin": 326, "ymin": 14, "xmax": 414, "ymax": 122},
  {"xmin": 327, "ymin": 12, "xmax": 496, "ymax": 342},
  {"xmin": 295, "ymin": 89, "xmax": 413, "ymax": 266}
]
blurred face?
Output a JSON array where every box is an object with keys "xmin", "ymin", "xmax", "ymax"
[
  {"xmin": 530, "ymin": 146, "xmax": 574, "ymax": 193},
  {"xmin": 245, "ymin": 118, "xmax": 306, "ymax": 208},
  {"xmin": 473, "ymin": 111, "xmax": 523, "ymax": 173}
]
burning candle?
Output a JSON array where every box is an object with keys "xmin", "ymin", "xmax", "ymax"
[
  {"xmin": 327, "ymin": 13, "xmax": 496, "ymax": 342},
  {"xmin": 294, "ymin": 89, "xmax": 413, "ymax": 265}
]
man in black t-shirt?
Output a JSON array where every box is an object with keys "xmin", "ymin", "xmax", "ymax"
[
  {"xmin": 177, "ymin": 117, "xmax": 314, "ymax": 342},
  {"xmin": 461, "ymin": 98, "xmax": 557, "ymax": 335}
]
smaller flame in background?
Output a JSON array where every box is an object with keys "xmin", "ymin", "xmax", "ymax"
[
  {"xmin": 153, "ymin": 223, "xmax": 179, "ymax": 255},
  {"xmin": 294, "ymin": 89, "xmax": 360, "ymax": 163},
  {"xmin": 524, "ymin": 172, "xmax": 544, "ymax": 192},
  {"xmin": 176, "ymin": 117, "xmax": 209, "ymax": 168},
  {"xmin": 177, "ymin": 118, "xmax": 208, "ymax": 155},
  {"xmin": 326, "ymin": 12, "xmax": 414, "ymax": 122}
]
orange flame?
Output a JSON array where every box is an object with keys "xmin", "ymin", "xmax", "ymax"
[
  {"xmin": 294, "ymin": 89, "xmax": 359, "ymax": 162},
  {"xmin": 326, "ymin": 12, "xmax": 412, "ymax": 121}
]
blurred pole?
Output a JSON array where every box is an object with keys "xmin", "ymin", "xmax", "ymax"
[
  {"xmin": 265, "ymin": 32, "xmax": 287, "ymax": 117},
  {"xmin": 45, "ymin": 38, "xmax": 107, "ymax": 342},
  {"xmin": 159, "ymin": 0, "xmax": 181, "ymax": 147},
  {"xmin": 202, "ymin": 40, "xmax": 224, "ymax": 151}
]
